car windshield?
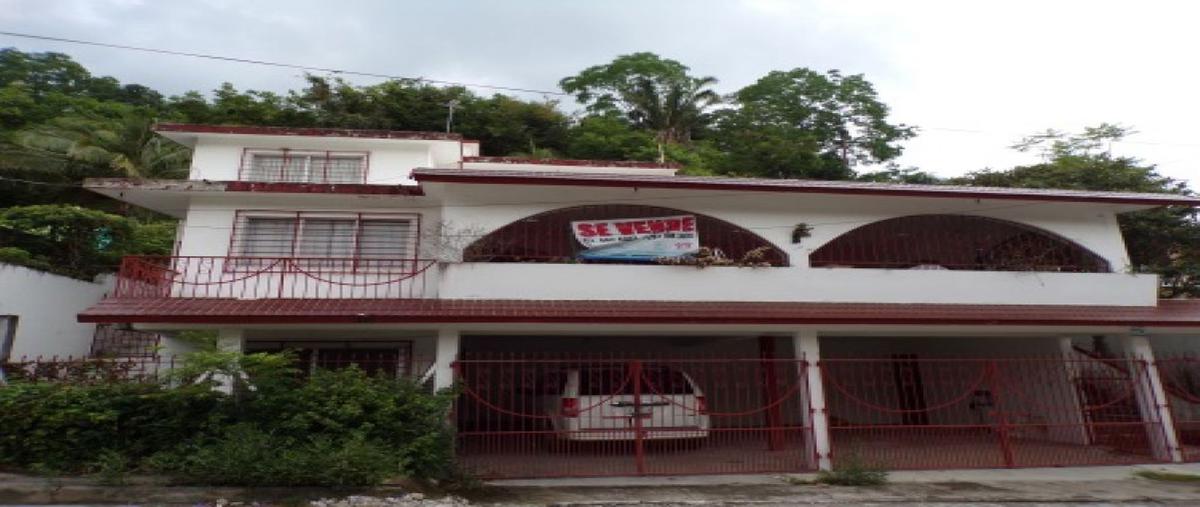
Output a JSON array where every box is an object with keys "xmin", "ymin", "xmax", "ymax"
[{"xmin": 577, "ymin": 366, "xmax": 693, "ymax": 395}]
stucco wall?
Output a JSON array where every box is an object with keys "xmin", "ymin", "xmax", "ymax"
[
  {"xmin": 188, "ymin": 136, "xmax": 460, "ymax": 184},
  {"xmin": 0, "ymin": 264, "xmax": 113, "ymax": 358}
]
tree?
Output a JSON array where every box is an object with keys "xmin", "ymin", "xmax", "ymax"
[
  {"xmin": 715, "ymin": 68, "xmax": 915, "ymax": 179},
  {"xmin": 956, "ymin": 125, "xmax": 1199, "ymax": 298},
  {"xmin": 11, "ymin": 109, "xmax": 190, "ymax": 179},
  {"xmin": 560, "ymin": 52, "xmax": 720, "ymax": 161}
]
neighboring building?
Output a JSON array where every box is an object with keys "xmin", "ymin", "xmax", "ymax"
[
  {"xmin": 79, "ymin": 123, "xmax": 1200, "ymax": 478},
  {"xmin": 0, "ymin": 263, "xmax": 114, "ymax": 359}
]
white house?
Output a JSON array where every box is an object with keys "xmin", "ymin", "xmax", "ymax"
[{"xmin": 78, "ymin": 123, "xmax": 1200, "ymax": 478}]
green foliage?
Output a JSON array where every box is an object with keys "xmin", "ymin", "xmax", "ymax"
[
  {"xmin": 955, "ymin": 125, "xmax": 1199, "ymax": 297},
  {"xmin": 815, "ymin": 455, "xmax": 888, "ymax": 486},
  {"xmin": 715, "ymin": 68, "xmax": 916, "ymax": 179},
  {"xmin": 149, "ymin": 425, "xmax": 396, "ymax": 487},
  {"xmin": 0, "ymin": 352, "xmax": 455, "ymax": 486},
  {"xmin": 0, "ymin": 204, "xmax": 174, "ymax": 279},
  {"xmin": 1134, "ymin": 469, "xmax": 1200, "ymax": 482},
  {"xmin": 561, "ymin": 52, "xmax": 721, "ymax": 160}
]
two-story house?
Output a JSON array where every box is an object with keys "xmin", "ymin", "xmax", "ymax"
[{"xmin": 78, "ymin": 123, "xmax": 1200, "ymax": 478}]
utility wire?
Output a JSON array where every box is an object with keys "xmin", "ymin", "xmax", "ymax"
[{"xmin": 0, "ymin": 30, "xmax": 569, "ymax": 97}]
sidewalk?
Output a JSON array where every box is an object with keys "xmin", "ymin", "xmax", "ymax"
[{"xmin": 4, "ymin": 464, "xmax": 1200, "ymax": 505}]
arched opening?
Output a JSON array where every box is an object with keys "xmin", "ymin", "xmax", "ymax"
[
  {"xmin": 809, "ymin": 214, "xmax": 1111, "ymax": 272},
  {"xmin": 463, "ymin": 204, "xmax": 789, "ymax": 266}
]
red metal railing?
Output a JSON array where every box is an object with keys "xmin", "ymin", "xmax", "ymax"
[
  {"xmin": 90, "ymin": 325, "xmax": 162, "ymax": 358},
  {"xmin": 1149, "ymin": 355, "xmax": 1200, "ymax": 462},
  {"xmin": 113, "ymin": 256, "xmax": 437, "ymax": 299},
  {"xmin": 819, "ymin": 356, "xmax": 1170, "ymax": 470},
  {"xmin": 810, "ymin": 214, "xmax": 1112, "ymax": 272},
  {"xmin": 1, "ymin": 355, "xmax": 178, "ymax": 384},
  {"xmin": 454, "ymin": 353, "xmax": 814, "ymax": 479}
]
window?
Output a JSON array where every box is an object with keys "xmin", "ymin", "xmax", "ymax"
[
  {"xmin": 231, "ymin": 212, "xmax": 418, "ymax": 264},
  {"xmin": 242, "ymin": 150, "xmax": 368, "ymax": 184}
]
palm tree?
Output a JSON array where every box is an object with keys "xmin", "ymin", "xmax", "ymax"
[
  {"xmin": 7, "ymin": 110, "xmax": 190, "ymax": 179},
  {"xmin": 623, "ymin": 76, "xmax": 721, "ymax": 163}
]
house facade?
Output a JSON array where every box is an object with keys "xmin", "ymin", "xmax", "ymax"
[{"xmin": 78, "ymin": 123, "xmax": 1200, "ymax": 478}]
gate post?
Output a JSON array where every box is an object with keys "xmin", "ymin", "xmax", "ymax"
[
  {"xmin": 793, "ymin": 330, "xmax": 832, "ymax": 471},
  {"xmin": 434, "ymin": 329, "xmax": 460, "ymax": 391},
  {"xmin": 1120, "ymin": 334, "xmax": 1183, "ymax": 462}
]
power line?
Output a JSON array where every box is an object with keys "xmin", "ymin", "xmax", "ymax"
[{"xmin": 0, "ymin": 30, "xmax": 569, "ymax": 97}]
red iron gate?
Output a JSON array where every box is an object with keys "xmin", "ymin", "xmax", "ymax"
[
  {"xmin": 820, "ymin": 357, "xmax": 1171, "ymax": 470},
  {"xmin": 1152, "ymin": 356, "xmax": 1200, "ymax": 461},
  {"xmin": 454, "ymin": 355, "xmax": 814, "ymax": 478}
]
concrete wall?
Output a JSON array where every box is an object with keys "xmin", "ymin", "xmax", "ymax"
[
  {"xmin": 188, "ymin": 136, "xmax": 461, "ymax": 184},
  {"xmin": 0, "ymin": 264, "xmax": 113, "ymax": 358}
]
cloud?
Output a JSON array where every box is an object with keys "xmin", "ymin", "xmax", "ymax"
[{"xmin": 0, "ymin": 0, "xmax": 1194, "ymax": 184}]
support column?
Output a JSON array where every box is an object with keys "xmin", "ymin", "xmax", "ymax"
[
  {"xmin": 434, "ymin": 329, "xmax": 460, "ymax": 391},
  {"xmin": 216, "ymin": 328, "xmax": 245, "ymax": 353},
  {"xmin": 1120, "ymin": 334, "xmax": 1183, "ymax": 463},
  {"xmin": 793, "ymin": 329, "xmax": 832, "ymax": 471},
  {"xmin": 1057, "ymin": 336, "xmax": 1092, "ymax": 445}
]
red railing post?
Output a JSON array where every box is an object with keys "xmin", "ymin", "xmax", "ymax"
[
  {"xmin": 630, "ymin": 359, "xmax": 646, "ymax": 475},
  {"xmin": 986, "ymin": 360, "xmax": 1016, "ymax": 468}
]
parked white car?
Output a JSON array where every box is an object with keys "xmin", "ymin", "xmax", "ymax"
[{"xmin": 547, "ymin": 365, "xmax": 711, "ymax": 441}]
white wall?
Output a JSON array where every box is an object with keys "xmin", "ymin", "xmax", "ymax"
[
  {"xmin": 439, "ymin": 263, "xmax": 1158, "ymax": 306},
  {"xmin": 188, "ymin": 136, "xmax": 460, "ymax": 184},
  {"xmin": 0, "ymin": 264, "xmax": 114, "ymax": 358}
]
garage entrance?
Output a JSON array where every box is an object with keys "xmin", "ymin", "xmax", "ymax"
[
  {"xmin": 820, "ymin": 336, "xmax": 1172, "ymax": 470},
  {"xmin": 453, "ymin": 336, "xmax": 814, "ymax": 478}
]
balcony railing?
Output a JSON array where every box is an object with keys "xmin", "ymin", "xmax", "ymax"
[{"xmin": 114, "ymin": 256, "xmax": 437, "ymax": 299}]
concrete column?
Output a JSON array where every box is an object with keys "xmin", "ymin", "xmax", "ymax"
[
  {"xmin": 216, "ymin": 328, "xmax": 245, "ymax": 353},
  {"xmin": 1056, "ymin": 336, "xmax": 1092, "ymax": 445},
  {"xmin": 793, "ymin": 329, "xmax": 832, "ymax": 471},
  {"xmin": 1120, "ymin": 334, "xmax": 1183, "ymax": 462},
  {"xmin": 434, "ymin": 329, "xmax": 460, "ymax": 391}
]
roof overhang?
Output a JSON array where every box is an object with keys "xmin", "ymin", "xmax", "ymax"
[
  {"xmin": 412, "ymin": 169, "xmax": 1200, "ymax": 210},
  {"xmin": 78, "ymin": 298, "xmax": 1200, "ymax": 332},
  {"xmin": 154, "ymin": 123, "xmax": 463, "ymax": 148},
  {"xmin": 83, "ymin": 179, "xmax": 424, "ymax": 217}
]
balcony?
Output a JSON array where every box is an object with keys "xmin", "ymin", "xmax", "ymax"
[{"xmin": 114, "ymin": 256, "xmax": 437, "ymax": 300}]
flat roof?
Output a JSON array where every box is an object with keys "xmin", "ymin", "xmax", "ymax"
[
  {"xmin": 154, "ymin": 123, "xmax": 463, "ymax": 142},
  {"xmin": 78, "ymin": 298, "xmax": 1200, "ymax": 327},
  {"xmin": 412, "ymin": 169, "xmax": 1200, "ymax": 207}
]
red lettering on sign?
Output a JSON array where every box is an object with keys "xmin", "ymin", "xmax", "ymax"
[
  {"xmin": 633, "ymin": 221, "xmax": 651, "ymax": 234},
  {"xmin": 576, "ymin": 223, "xmax": 597, "ymax": 237},
  {"xmin": 594, "ymin": 223, "xmax": 612, "ymax": 236},
  {"xmin": 649, "ymin": 220, "xmax": 667, "ymax": 233},
  {"xmin": 682, "ymin": 216, "xmax": 696, "ymax": 232},
  {"xmin": 614, "ymin": 222, "xmax": 635, "ymax": 235},
  {"xmin": 665, "ymin": 218, "xmax": 682, "ymax": 232}
]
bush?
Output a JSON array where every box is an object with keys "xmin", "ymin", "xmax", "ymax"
[
  {"xmin": 0, "ymin": 381, "xmax": 227, "ymax": 471},
  {"xmin": 0, "ymin": 352, "xmax": 456, "ymax": 486},
  {"xmin": 148, "ymin": 425, "xmax": 397, "ymax": 487}
]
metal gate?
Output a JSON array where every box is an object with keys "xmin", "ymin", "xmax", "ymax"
[
  {"xmin": 454, "ymin": 354, "xmax": 814, "ymax": 478},
  {"xmin": 820, "ymin": 356, "xmax": 1171, "ymax": 470},
  {"xmin": 1153, "ymin": 356, "xmax": 1200, "ymax": 461}
]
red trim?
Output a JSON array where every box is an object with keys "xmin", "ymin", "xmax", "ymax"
[
  {"xmin": 223, "ymin": 181, "xmax": 423, "ymax": 195},
  {"xmin": 77, "ymin": 298, "xmax": 1200, "ymax": 327},
  {"xmin": 412, "ymin": 169, "xmax": 1200, "ymax": 207},
  {"xmin": 463, "ymin": 156, "xmax": 679, "ymax": 169},
  {"xmin": 155, "ymin": 123, "xmax": 463, "ymax": 141}
]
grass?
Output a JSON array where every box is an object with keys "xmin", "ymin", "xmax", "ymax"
[{"xmin": 1134, "ymin": 469, "xmax": 1200, "ymax": 483}]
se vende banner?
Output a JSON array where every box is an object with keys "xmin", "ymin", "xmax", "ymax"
[{"xmin": 570, "ymin": 215, "xmax": 699, "ymax": 262}]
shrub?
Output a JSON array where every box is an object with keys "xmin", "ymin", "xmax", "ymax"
[
  {"xmin": 0, "ymin": 381, "xmax": 227, "ymax": 471},
  {"xmin": 148, "ymin": 425, "xmax": 397, "ymax": 487},
  {"xmin": 0, "ymin": 352, "xmax": 455, "ymax": 486}
]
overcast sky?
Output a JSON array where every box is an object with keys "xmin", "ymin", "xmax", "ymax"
[{"xmin": 1, "ymin": 0, "xmax": 1197, "ymax": 186}]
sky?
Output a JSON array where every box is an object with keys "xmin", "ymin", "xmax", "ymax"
[{"xmin": 1, "ymin": 0, "xmax": 1197, "ymax": 187}]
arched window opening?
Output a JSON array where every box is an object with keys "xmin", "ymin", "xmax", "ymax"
[
  {"xmin": 809, "ymin": 214, "xmax": 1111, "ymax": 273},
  {"xmin": 463, "ymin": 204, "xmax": 789, "ymax": 266}
]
